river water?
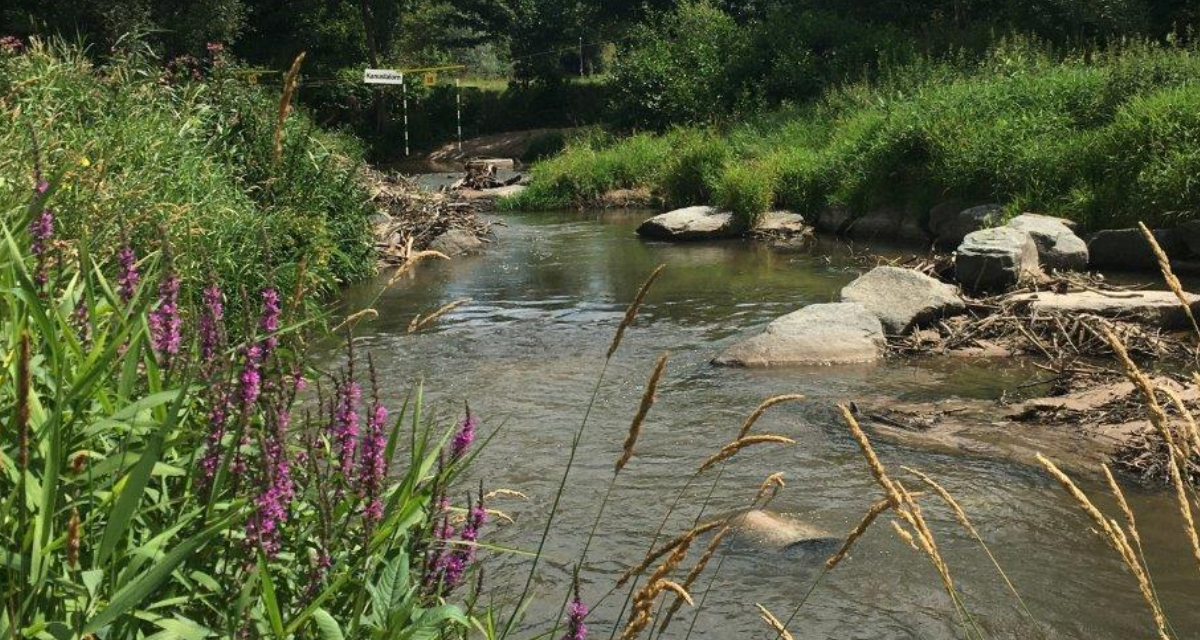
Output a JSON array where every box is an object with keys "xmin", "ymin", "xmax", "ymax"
[{"xmin": 336, "ymin": 209, "xmax": 1200, "ymax": 639}]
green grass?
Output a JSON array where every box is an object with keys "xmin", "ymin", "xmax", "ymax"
[
  {"xmin": 508, "ymin": 38, "xmax": 1200, "ymax": 231},
  {"xmin": 0, "ymin": 40, "xmax": 375, "ymax": 317}
]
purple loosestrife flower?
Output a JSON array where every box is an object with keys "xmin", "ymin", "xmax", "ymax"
[
  {"xmin": 450, "ymin": 411, "xmax": 477, "ymax": 462},
  {"xmin": 422, "ymin": 497, "xmax": 455, "ymax": 592},
  {"xmin": 73, "ymin": 297, "xmax": 91, "ymax": 348},
  {"xmin": 440, "ymin": 496, "xmax": 487, "ymax": 592},
  {"xmin": 0, "ymin": 36, "xmax": 22, "ymax": 53},
  {"xmin": 248, "ymin": 405, "xmax": 295, "ymax": 557},
  {"xmin": 148, "ymin": 272, "xmax": 182, "ymax": 366},
  {"xmin": 239, "ymin": 344, "xmax": 264, "ymax": 411},
  {"xmin": 198, "ymin": 391, "xmax": 230, "ymax": 487},
  {"xmin": 117, "ymin": 245, "xmax": 139, "ymax": 304},
  {"xmin": 34, "ymin": 179, "xmax": 48, "ymax": 195},
  {"xmin": 359, "ymin": 401, "xmax": 388, "ymax": 523},
  {"xmin": 330, "ymin": 379, "xmax": 361, "ymax": 479},
  {"xmin": 199, "ymin": 284, "xmax": 224, "ymax": 366},
  {"xmin": 562, "ymin": 594, "xmax": 588, "ymax": 640},
  {"xmin": 29, "ymin": 209, "xmax": 53, "ymax": 285},
  {"xmin": 259, "ymin": 287, "xmax": 281, "ymax": 358}
]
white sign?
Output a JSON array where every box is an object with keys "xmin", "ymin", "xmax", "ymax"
[{"xmin": 363, "ymin": 69, "xmax": 405, "ymax": 85}]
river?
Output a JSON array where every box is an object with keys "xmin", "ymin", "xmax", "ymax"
[{"xmin": 335, "ymin": 209, "xmax": 1200, "ymax": 639}]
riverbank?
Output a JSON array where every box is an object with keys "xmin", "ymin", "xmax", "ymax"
[{"xmin": 503, "ymin": 39, "xmax": 1200, "ymax": 237}]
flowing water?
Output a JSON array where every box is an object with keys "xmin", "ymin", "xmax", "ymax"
[{"xmin": 335, "ymin": 209, "xmax": 1200, "ymax": 639}]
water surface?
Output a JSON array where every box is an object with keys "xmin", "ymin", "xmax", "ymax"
[{"xmin": 335, "ymin": 210, "xmax": 1200, "ymax": 639}]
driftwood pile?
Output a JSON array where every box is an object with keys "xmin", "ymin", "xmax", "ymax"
[
  {"xmin": 450, "ymin": 161, "xmax": 522, "ymax": 191},
  {"xmin": 365, "ymin": 170, "xmax": 492, "ymax": 266}
]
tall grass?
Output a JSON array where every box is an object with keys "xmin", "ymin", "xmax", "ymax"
[{"xmin": 509, "ymin": 37, "xmax": 1200, "ymax": 232}]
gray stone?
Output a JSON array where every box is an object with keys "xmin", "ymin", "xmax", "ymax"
[
  {"xmin": 815, "ymin": 204, "xmax": 853, "ymax": 233},
  {"xmin": 636, "ymin": 206, "xmax": 737, "ymax": 241},
  {"xmin": 755, "ymin": 210, "xmax": 810, "ymax": 235},
  {"xmin": 721, "ymin": 509, "xmax": 837, "ymax": 552},
  {"xmin": 955, "ymin": 227, "xmax": 1041, "ymax": 292},
  {"xmin": 1088, "ymin": 228, "xmax": 1184, "ymax": 270},
  {"xmin": 428, "ymin": 228, "xmax": 484, "ymax": 257},
  {"xmin": 841, "ymin": 266, "xmax": 965, "ymax": 334},
  {"xmin": 1177, "ymin": 220, "xmax": 1200, "ymax": 258},
  {"xmin": 931, "ymin": 204, "xmax": 1003, "ymax": 248},
  {"xmin": 845, "ymin": 208, "xmax": 929, "ymax": 245},
  {"xmin": 1007, "ymin": 213, "xmax": 1088, "ymax": 271},
  {"xmin": 713, "ymin": 302, "xmax": 886, "ymax": 367},
  {"xmin": 1005, "ymin": 290, "xmax": 1200, "ymax": 329}
]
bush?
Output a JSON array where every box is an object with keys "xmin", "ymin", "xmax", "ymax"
[
  {"xmin": 715, "ymin": 161, "xmax": 777, "ymax": 230},
  {"xmin": 657, "ymin": 130, "xmax": 730, "ymax": 208}
]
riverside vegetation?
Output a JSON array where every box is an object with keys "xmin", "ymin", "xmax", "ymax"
[{"xmin": 7, "ymin": 31, "xmax": 1200, "ymax": 640}]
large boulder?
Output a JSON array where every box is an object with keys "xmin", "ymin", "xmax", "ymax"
[
  {"xmin": 844, "ymin": 208, "xmax": 929, "ymax": 245},
  {"xmin": 1007, "ymin": 213, "xmax": 1088, "ymax": 271},
  {"xmin": 720, "ymin": 509, "xmax": 837, "ymax": 552},
  {"xmin": 1005, "ymin": 290, "xmax": 1200, "ymax": 329},
  {"xmin": 841, "ymin": 266, "xmax": 965, "ymax": 334},
  {"xmin": 636, "ymin": 206, "xmax": 737, "ymax": 241},
  {"xmin": 428, "ymin": 228, "xmax": 484, "ymax": 257},
  {"xmin": 713, "ymin": 303, "xmax": 886, "ymax": 367},
  {"xmin": 755, "ymin": 211, "xmax": 810, "ymax": 235},
  {"xmin": 931, "ymin": 204, "xmax": 1003, "ymax": 248},
  {"xmin": 815, "ymin": 204, "xmax": 853, "ymax": 233},
  {"xmin": 1088, "ymin": 228, "xmax": 1183, "ymax": 271},
  {"xmin": 955, "ymin": 227, "xmax": 1041, "ymax": 292}
]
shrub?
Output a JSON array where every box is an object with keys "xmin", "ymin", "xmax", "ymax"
[
  {"xmin": 657, "ymin": 130, "xmax": 730, "ymax": 208},
  {"xmin": 715, "ymin": 161, "xmax": 777, "ymax": 230}
]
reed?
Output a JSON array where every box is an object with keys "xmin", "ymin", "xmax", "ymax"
[
  {"xmin": 737, "ymin": 394, "xmax": 805, "ymax": 440},
  {"xmin": 273, "ymin": 51, "xmax": 307, "ymax": 165},
  {"xmin": 697, "ymin": 435, "xmax": 795, "ymax": 473},
  {"xmin": 656, "ymin": 527, "xmax": 730, "ymax": 634},
  {"xmin": 754, "ymin": 472, "xmax": 786, "ymax": 507},
  {"xmin": 616, "ymin": 352, "xmax": 669, "ymax": 474},
  {"xmin": 331, "ymin": 308, "xmax": 378, "ymax": 333},
  {"xmin": 617, "ymin": 521, "xmax": 723, "ymax": 588},
  {"xmin": 408, "ymin": 298, "xmax": 471, "ymax": 333},
  {"xmin": 1159, "ymin": 386, "xmax": 1200, "ymax": 459},
  {"xmin": 755, "ymin": 604, "xmax": 796, "ymax": 640},
  {"xmin": 619, "ymin": 535, "xmax": 694, "ymax": 640},
  {"xmin": 890, "ymin": 519, "xmax": 920, "ymax": 551},
  {"xmin": 608, "ymin": 264, "xmax": 666, "ymax": 359},
  {"xmin": 826, "ymin": 498, "xmax": 890, "ymax": 570},
  {"xmin": 1036, "ymin": 453, "xmax": 1170, "ymax": 640},
  {"xmin": 1139, "ymin": 222, "xmax": 1200, "ymax": 341},
  {"xmin": 658, "ymin": 581, "xmax": 693, "ymax": 606}
]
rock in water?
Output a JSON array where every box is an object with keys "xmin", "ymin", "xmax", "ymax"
[
  {"xmin": 845, "ymin": 207, "xmax": 929, "ymax": 245},
  {"xmin": 636, "ymin": 206, "xmax": 738, "ymax": 241},
  {"xmin": 1088, "ymin": 228, "xmax": 1183, "ymax": 270},
  {"xmin": 755, "ymin": 210, "xmax": 810, "ymax": 235},
  {"xmin": 428, "ymin": 228, "xmax": 484, "ymax": 257},
  {"xmin": 955, "ymin": 227, "xmax": 1041, "ymax": 292},
  {"xmin": 841, "ymin": 266, "xmax": 965, "ymax": 334},
  {"xmin": 930, "ymin": 203, "xmax": 1002, "ymax": 248},
  {"xmin": 1005, "ymin": 290, "xmax": 1200, "ymax": 329},
  {"xmin": 1007, "ymin": 213, "xmax": 1088, "ymax": 271},
  {"xmin": 713, "ymin": 302, "xmax": 886, "ymax": 367},
  {"xmin": 722, "ymin": 509, "xmax": 837, "ymax": 552}
]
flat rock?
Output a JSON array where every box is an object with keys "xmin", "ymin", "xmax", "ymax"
[
  {"xmin": 713, "ymin": 302, "xmax": 886, "ymax": 367},
  {"xmin": 841, "ymin": 266, "xmax": 965, "ymax": 334},
  {"xmin": 1088, "ymin": 228, "xmax": 1183, "ymax": 270},
  {"xmin": 636, "ymin": 206, "xmax": 737, "ymax": 241},
  {"xmin": 931, "ymin": 203, "xmax": 1003, "ymax": 248},
  {"xmin": 955, "ymin": 227, "xmax": 1041, "ymax": 292},
  {"xmin": 428, "ymin": 228, "xmax": 484, "ymax": 257},
  {"xmin": 845, "ymin": 208, "xmax": 929, "ymax": 244},
  {"xmin": 1007, "ymin": 213, "xmax": 1088, "ymax": 271},
  {"xmin": 459, "ymin": 184, "xmax": 527, "ymax": 200},
  {"xmin": 756, "ymin": 210, "xmax": 810, "ymax": 235},
  {"xmin": 1005, "ymin": 290, "xmax": 1200, "ymax": 329}
]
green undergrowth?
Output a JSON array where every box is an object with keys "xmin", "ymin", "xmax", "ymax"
[
  {"xmin": 0, "ymin": 39, "xmax": 375, "ymax": 318},
  {"xmin": 505, "ymin": 38, "xmax": 1200, "ymax": 231}
]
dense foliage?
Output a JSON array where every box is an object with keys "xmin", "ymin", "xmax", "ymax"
[{"xmin": 0, "ymin": 40, "xmax": 374, "ymax": 317}]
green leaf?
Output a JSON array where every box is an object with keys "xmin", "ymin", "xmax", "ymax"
[
  {"xmin": 258, "ymin": 553, "xmax": 286, "ymax": 639},
  {"xmin": 312, "ymin": 609, "xmax": 345, "ymax": 640},
  {"xmin": 82, "ymin": 511, "xmax": 236, "ymax": 634}
]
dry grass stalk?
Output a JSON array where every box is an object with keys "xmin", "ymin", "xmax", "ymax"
[
  {"xmin": 697, "ymin": 435, "xmax": 795, "ymax": 473},
  {"xmin": 755, "ymin": 603, "xmax": 796, "ymax": 640},
  {"xmin": 737, "ymin": 394, "xmax": 805, "ymax": 440},
  {"xmin": 385, "ymin": 249, "xmax": 449, "ymax": 286},
  {"xmin": 608, "ymin": 264, "xmax": 666, "ymax": 359},
  {"xmin": 615, "ymin": 352, "xmax": 669, "ymax": 474},
  {"xmin": 273, "ymin": 51, "xmax": 307, "ymax": 165},
  {"xmin": 826, "ymin": 497, "xmax": 890, "ymax": 570},
  {"xmin": 1103, "ymin": 464, "xmax": 1144, "ymax": 556},
  {"xmin": 619, "ymin": 535, "xmax": 693, "ymax": 640},
  {"xmin": 1139, "ymin": 221, "xmax": 1200, "ymax": 341},
  {"xmin": 408, "ymin": 298, "xmax": 471, "ymax": 333},
  {"xmin": 483, "ymin": 488, "xmax": 529, "ymax": 501},
  {"xmin": 657, "ymin": 527, "xmax": 730, "ymax": 634},
  {"xmin": 1036, "ymin": 453, "xmax": 1170, "ymax": 640},
  {"xmin": 838, "ymin": 404, "xmax": 903, "ymax": 505},
  {"xmin": 657, "ymin": 580, "xmax": 693, "ymax": 606},
  {"xmin": 896, "ymin": 481, "xmax": 955, "ymax": 594},
  {"xmin": 890, "ymin": 519, "xmax": 920, "ymax": 551},
  {"xmin": 754, "ymin": 472, "xmax": 786, "ymax": 507},
  {"xmin": 616, "ymin": 520, "xmax": 722, "ymax": 588},
  {"xmin": 1159, "ymin": 386, "xmax": 1200, "ymax": 459},
  {"xmin": 331, "ymin": 308, "xmax": 378, "ymax": 334}
]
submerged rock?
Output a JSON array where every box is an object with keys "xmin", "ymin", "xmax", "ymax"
[
  {"xmin": 930, "ymin": 203, "xmax": 1002, "ymax": 248},
  {"xmin": 713, "ymin": 302, "xmax": 886, "ymax": 367},
  {"xmin": 955, "ymin": 227, "xmax": 1041, "ymax": 292},
  {"xmin": 1005, "ymin": 290, "xmax": 1200, "ymax": 329},
  {"xmin": 1088, "ymin": 227, "xmax": 1182, "ymax": 270},
  {"xmin": 1007, "ymin": 213, "xmax": 1088, "ymax": 272},
  {"xmin": 841, "ymin": 266, "xmax": 965, "ymax": 335},
  {"xmin": 636, "ymin": 206, "xmax": 737, "ymax": 241},
  {"xmin": 720, "ymin": 509, "xmax": 837, "ymax": 552},
  {"xmin": 428, "ymin": 228, "xmax": 485, "ymax": 257}
]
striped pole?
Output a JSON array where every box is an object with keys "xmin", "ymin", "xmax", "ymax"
[
  {"xmin": 402, "ymin": 80, "xmax": 410, "ymax": 157},
  {"xmin": 456, "ymin": 78, "xmax": 463, "ymax": 153}
]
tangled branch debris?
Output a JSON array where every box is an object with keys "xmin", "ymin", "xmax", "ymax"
[{"xmin": 365, "ymin": 169, "xmax": 492, "ymax": 266}]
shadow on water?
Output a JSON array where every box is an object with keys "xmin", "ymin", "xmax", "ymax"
[{"xmin": 329, "ymin": 209, "xmax": 1200, "ymax": 639}]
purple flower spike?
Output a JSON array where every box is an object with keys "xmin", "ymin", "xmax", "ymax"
[
  {"xmin": 450, "ymin": 411, "xmax": 477, "ymax": 462},
  {"xmin": 34, "ymin": 180, "xmax": 49, "ymax": 195},
  {"xmin": 198, "ymin": 392, "xmax": 230, "ymax": 487},
  {"xmin": 238, "ymin": 344, "xmax": 264, "ymax": 411},
  {"xmin": 148, "ymin": 272, "xmax": 182, "ymax": 366},
  {"xmin": 117, "ymin": 245, "xmax": 139, "ymax": 304},
  {"xmin": 249, "ymin": 404, "xmax": 295, "ymax": 558},
  {"xmin": 259, "ymin": 287, "xmax": 281, "ymax": 358},
  {"xmin": 29, "ymin": 209, "xmax": 54, "ymax": 285},
  {"xmin": 330, "ymin": 380, "xmax": 361, "ymax": 479},
  {"xmin": 562, "ymin": 595, "xmax": 589, "ymax": 640},
  {"xmin": 360, "ymin": 401, "xmax": 388, "ymax": 523},
  {"xmin": 199, "ymin": 284, "xmax": 224, "ymax": 366}
]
